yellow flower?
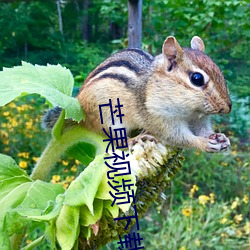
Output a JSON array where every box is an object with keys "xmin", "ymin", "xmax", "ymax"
[
  {"xmin": 223, "ymin": 205, "xmax": 228, "ymax": 210},
  {"xmin": 194, "ymin": 238, "xmax": 201, "ymax": 247},
  {"xmin": 19, "ymin": 161, "xmax": 28, "ymax": 169},
  {"xmin": 66, "ymin": 176, "xmax": 75, "ymax": 182},
  {"xmin": 17, "ymin": 106, "xmax": 23, "ymax": 112},
  {"xmin": 198, "ymin": 195, "xmax": 210, "ymax": 206},
  {"xmin": 243, "ymin": 195, "xmax": 248, "ymax": 204},
  {"xmin": 3, "ymin": 111, "xmax": 9, "ymax": 116},
  {"xmin": 62, "ymin": 160, "xmax": 69, "ymax": 166},
  {"xmin": 189, "ymin": 184, "xmax": 199, "ymax": 197},
  {"xmin": 70, "ymin": 165, "xmax": 77, "ymax": 172},
  {"xmin": 32, "ymin": 157, "xmax": 39, "ymax": 162},
  {"xmin": 63, "ymin": 182, "xmax": 69, "ymax": 189},
  {"xmin": 236, "ymin": 229, "xmax": 243, "ymax": 237},
  {"xmin": 244, "ymin": 221, "xmax": 250, "ymax": 234},
  {"xmin": 182, "ymin": 207, "xmax": 192, "ymax": 217},
  {"xmin": 4, "ymin": 147, "xmax": 10, "ymax": 152},
  {"xmin": 9, "ymin": 102, "xmax": 16, "ymax": 108},
  {"xmin": 179, "ymin": 247, "xmax": 186, "ymax": 250},
  {"xmin": 3, "ymin": 138, "xmax": 9, "ymax": 145},
  {"xmin": 26, "ymin": 121, "xmax": 33, "ymax": 129},
  {"xmin": 221, "ymin": 162, "xmax": 228, "ymax": 167},
  {"xmin": 209, "ymin": 193, "xmax": 215, "ymax": 204},
  {"xmin": 234, "ymin": 214, "xmax": 243, "ymax": 224},
  {"xmin": 232, "ymin": 150, "xmax": 237, "ymax": 156},
  {"xmin": 18, "ymin": 152, "xmax": 30, "ymax": 159},
  {"xmin": 75, "ymin": 159, "xmax": 81, "ymax": 165},
  {"xmin": 220, "ymin": 217, "xmax": 228, "ymax": 224},
  {"xmin": 11, "ymin": 119, "xmax": 18, "ymax": 127},
  {"xmin": 231, "ymin": 198, "xmax": 240, "ymax": 209},
  {"xmin": 51, "ymin": 175, "xmax": 61, "ymax": 183},
  {"xmin": 235, "ymin": 157, "xmax": 242, "ymax": 163},
  {"xmin": 221, "ymin": 232, "xmax": 227, "ymax": 238},
  {"xmin": 231, "ymin": 201, "xmax": 238, "ymax": 209},
  {"xmin": 17, "ymin": 105, "xmax": 30, "ymax": 112},
  {"xmin": 0, "ymin": 130, "xmax": 8, "ymax": 138}
]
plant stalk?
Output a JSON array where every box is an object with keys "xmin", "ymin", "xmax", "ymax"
[{"xmin": 30, "ymin": 125, "xmax": 106, "ymax": 181}]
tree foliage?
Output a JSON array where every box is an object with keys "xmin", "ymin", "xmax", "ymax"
[{"xmin": 0, "ymin": 0, "xmax": 248, "ymax": 97}]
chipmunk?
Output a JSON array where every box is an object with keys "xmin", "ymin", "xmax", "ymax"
[{"xmin": 44, "ymin": 36, "xmax": 232, "ymax": 153}]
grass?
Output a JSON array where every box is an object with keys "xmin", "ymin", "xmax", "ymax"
[{"xmin": 138, "ymin": 142, "xmax": 250, "ymax": 249}]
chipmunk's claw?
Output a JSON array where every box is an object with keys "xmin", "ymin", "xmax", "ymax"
[
  {"xmin": 128, "ymin": 134, "xmax": 156, "ymax": 152},
  {"xmin": 207, "ymin": 133, "xmax": 230, "ymax": 152}
]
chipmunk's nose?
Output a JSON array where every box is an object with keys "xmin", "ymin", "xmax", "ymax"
[
  {"xmin": 219, "ymin": 101, "xmax": 232, "ymax": 114},
  {"xmin": 228, "ymin": 101, "xmax": 232, "ymax": 112}
]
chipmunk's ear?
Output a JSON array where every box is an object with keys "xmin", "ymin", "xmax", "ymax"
[
  {"xmin": 162, "ymin": 36, "xmax": 184, "ymax": 63},
  {"xmin": 191, "ymin": 36, "xmax": 205, "ymax": 52}
]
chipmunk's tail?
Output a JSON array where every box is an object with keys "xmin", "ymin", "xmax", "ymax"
[{"xmin": 41, "ymin": 106, "xmax": 62, "ymax": 130}]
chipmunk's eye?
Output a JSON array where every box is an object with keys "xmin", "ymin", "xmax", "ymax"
[{"xmin": 190, "ymin": 72, "xmax": 204, "ymax": 87}]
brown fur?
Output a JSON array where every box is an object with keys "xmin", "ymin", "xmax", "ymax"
[{"xmin": 77, "ymin": 36, "xmax": 232, "ymax": 152}]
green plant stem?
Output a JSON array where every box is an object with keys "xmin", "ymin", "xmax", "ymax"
[{"xmin": 30, "ymin": 126, "xmax": 106, "ymax": 181}]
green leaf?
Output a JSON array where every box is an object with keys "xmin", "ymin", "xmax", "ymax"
[
  {"xmin": 0, "ymin": 154, "xmax": 30, "ymax": 181},
  {"xmin": 0, "ymin": 183, "xmax": 32, "ymax": 247},
  {"xmin": 64, "ymin": 152, "xmax": 137, "ymax": 214},
  {"xmin": 64, "ymin": 155, "xmax": 107, "ymax": 214},
  {"xmin": 0, "ymin": 176, "xmax": 31, "ymax": 201},
  {"xmin": 0, "ymin": 181, "xmax": 64, "ymax": 239},
  {"xmin": 20, "ymin": 181, "xmax": 64, "ymax": 212},
  {"xmin": 0, "ymin": 62, "xmax": 85, "ymax": 122},
  {"xmin": 26, "ymin": 200, "xmax": 63, "ymax": 222},
  {"xmin": 3, "ymin": 210, "xmax": 31, "ymax": 237},
  {"xmin": 0, "ymin": 154, "xmax": 65, "ymax": 243},
  {"xmin": 66, "ymin": 142, "xmax": 96, "ymax": 166},
  {"xmin": 0, "ymin": 182, "xmax": 32, "ymax": 217},
  {"xmin": 45, "ymin": 220, "xmax": 56, "ymax": 249},
  {"xmin": 0, "ymin": 231, "xmax": 10, "ymax": 250},
  {"xmin": 56, "ymin": 205, "xmax": 80, "ymax": 250},
  {"xmin": 80, "ymin": 226, "xmax": 92, "ymax": 240},
  {"xmin": 103, "ymin": 200, "xmax": 119, "ymax": 218},
  {"xmin": 6, "ymin": 183, "xmax": 64, "ymax": 224},
  {"xmin": 79, "ymin": 199, "xmax": 103, "ymax": 226},
  {"xmin": 96, "ymin": 167, "xmax": 137, "ymax": 213}
]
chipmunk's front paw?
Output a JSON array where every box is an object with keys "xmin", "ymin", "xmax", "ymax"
[
  {"xmin": 128, "ymin": 133, "xmax": 156, "ymax": 152},
  {"xmin": 206, "ymin": 133, "xmax": 230, "ymax": 152}
]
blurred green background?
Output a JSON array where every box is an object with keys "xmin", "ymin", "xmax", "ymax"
[{"xmin": 0, "ymin": 0, "xmax": 249, "ymax": 249}]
